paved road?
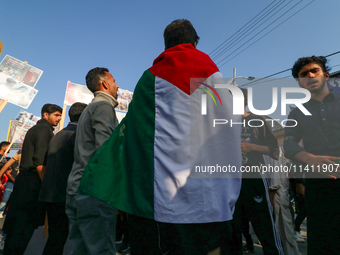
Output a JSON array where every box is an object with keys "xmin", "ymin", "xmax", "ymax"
[
  {"xmin": 0, "ymin": 216, "xmax": 306, "ymax": 255},
  {"xmin": 244, "ymin": 221, "xmax": 307, "ymax": 254},
  {"xmin": 0, "ymin": 217, "xmax": 129, "ymax": 255}
]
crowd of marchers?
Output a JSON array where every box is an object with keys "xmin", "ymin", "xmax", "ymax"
[{"xmin": 0, "ymin": 19, "xmax": 338, "ymax": 255}]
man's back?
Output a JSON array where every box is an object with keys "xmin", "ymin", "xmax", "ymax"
[
  {"xmin": 78, "ymin": 43, "xmax": 242, "ymax": 224},
  {"xmin": 20, "ymin": 119, "xmax": 53, "ymax": 172},
  {"xmin": 39, "ymin": 123, "xmax": 77, "ymax": 203},
  {"xmin": 78, "ymin": 19, "xmax": 243, "ymax": 254}
]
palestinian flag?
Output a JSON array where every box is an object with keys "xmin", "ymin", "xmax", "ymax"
[{"xmin": 78, "ymin": 44, "xmax": 242, "ymax": 223}]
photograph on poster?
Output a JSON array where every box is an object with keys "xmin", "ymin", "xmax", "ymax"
[
  {"xmin": 0, "ymin": 73, "xmax": 38, "ymax": 109},
  {"xmin": 6, "ymin": 120, "xmax": 30, "ymax": 149},
  {"xmin": 0, "ymin": 55, "xmax": 43, "ymax": 88},
  {"xmin": 64, "ymin": 81, "xmax": 94, "ymax": 106},
  {"xmin": 15, "ymin": 110, "xmax": 41, "ymax": 127}
]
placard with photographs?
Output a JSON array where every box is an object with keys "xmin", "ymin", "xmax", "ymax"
[
  {"xmin": 64, "ymin": 81, "xmax": 94, "ymax": 106},
  {"xmin": 0, "ymin": 73, "xmax": 38, "ymax": 109},
  {"xmin": 0, "ymin": 55, "xmax": 43, "ymax": 88},
  {"xmin": 117, "ymin": 88, "xmax": 133, "ymax": 112},
  {"xmin": 6, "ymin": 120, "xmax": 30, "ymax": 149},
  {"xmin": 15, "ymin": 110, "xmax": 41, "ymax": 127}
]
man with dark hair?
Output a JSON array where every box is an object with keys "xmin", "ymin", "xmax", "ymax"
[
  {"xmin": 0, "ymin": 142, "xmax": 10, "ymax": 164},
  {"xmin": 164, "ymin": 19, "xmax": 200, "ymax": 50},
  {"xmin": 0, "ymin": 142, "xmax": 10, "ymax": 149},
  {"xmin": 284, "ymin": 55, "xmax": 340, "ymax": 254},
  {"xmin": 231, "ymin": 88, "xmax": 284, "ymax": 255},
  {"xmin": 291, "ymin": 55, "xmax": 331, "ymax": 80},
  {"xmin": 78, "ymin": 19, "xmax": 242, "ymax": 254},
  {"xmin": 3, "ymin": 103, "xmax": 62, "ymax": 254},
  {"xmin": 39, "ymin": 102, "xmax": 87, "ymax": 255},
  {"xmin": 66, "ymin": 68, "xmax": 119, "ymax": 254},
  {"xmin": 68, "ymin": 102, "xmax": 87, "ymax": 122},
  {"xmin": 40, "ymin": 103, "xmax": 63, "ymax": 117},
  {"xmin": 85, "ymin": 67, "xmax": 109, "ymax": 93}
]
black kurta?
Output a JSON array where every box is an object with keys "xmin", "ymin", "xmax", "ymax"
[
  {"xmin": 3, "ymin": 118, "xmax": 54, "ymax": 254},
  {"xmin": 284, "ymin": 90, "xmax": 340, "ymax": 255},
  {"xmin": 39, "ymin": 122, "xmax": 76, "ymax": 203}
]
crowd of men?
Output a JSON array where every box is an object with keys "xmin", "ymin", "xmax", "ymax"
[{"xmin": 0, "ymin": 19, "xmax": 338, "ymax": 255}]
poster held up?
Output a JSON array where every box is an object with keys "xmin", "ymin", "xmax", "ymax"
[{"xmin": 0, "ymin": 55, "xmax": 43, "ymax": 88}]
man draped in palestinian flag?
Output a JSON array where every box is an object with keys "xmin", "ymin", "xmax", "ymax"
[{"xmin": 79, "ymin": 19, "xmax": 242, "ymax": 254}]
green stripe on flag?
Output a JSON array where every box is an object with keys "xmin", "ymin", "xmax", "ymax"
[{"xmin": 79, "ymin": 70, "xmax": 156, "ymax": 219}]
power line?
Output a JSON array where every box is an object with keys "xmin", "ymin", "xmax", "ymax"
[
  {"xmin": 217, "ymin": 0, "xmax": 311, "ymax": 67},
  {"xmin": 239, "ymin": 69, "xmax": 291, "ymax": 87},
  {"xmin": 326, "ymin": 50, "xmax": 340, "ymax": 58},
  {"xmin": 212, "ymin": 0, "xmax": 289, "ymax": 61},
  {"xmin": 211, "ymin": 0, "xmax": 286, "ymax": 60},
  {"xmin": 209, "ymin": 0, "xmax": 278, "ymax": 57},
  {"xmin": 330, "ymin": 64, "xmax": 340, "ymax": 69}
]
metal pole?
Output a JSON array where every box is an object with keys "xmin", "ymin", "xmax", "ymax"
[{"xmin": 233, "ymin": 68, "xmax": 236, "ymax": 86}]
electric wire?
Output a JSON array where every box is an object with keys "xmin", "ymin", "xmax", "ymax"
[
  {"xmin": 209, "ymin": 0, "xmax": 278, "ymax": 58},
  {"xmin": 213, "ymin": 0, "xmax": 290, "ymax": 61},
  {"xmin": 211, "ymin": 0, "xmax": 287, "ymax": 60},
  {"xmin": 217, "ymin": 0, "xmax": 311, "ymax": 67}
]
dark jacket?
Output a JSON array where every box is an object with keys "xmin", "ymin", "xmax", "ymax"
[{"xmin": 39, "ymin": 122, "xmax": 77, "ymax": 203}]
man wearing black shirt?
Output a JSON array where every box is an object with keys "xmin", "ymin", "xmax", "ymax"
[
  {"xmin": 284, "ymin": 56, "xmax": 340, "ymax": 255},
  {"xmin": 3, "ymin": 104, "xmax": 62, "ymax": 255}
]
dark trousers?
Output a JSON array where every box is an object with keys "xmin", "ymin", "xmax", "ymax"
[
  {"xmin": 231, "ymin": 177, "xmax": 284, "ymax": 255},
  {"xmin": 128, "ymin": 214, "xmax": 232, "ymax": 255},
  {"xmin": 294, "ymin": 200, "xmax": 307, "ymax": 232},
  {"xmin": 43, "ymin": 202, "xmax": 69, "ymax": 255},
  {"xmin": 289, "ymin": 178, "xmax": 307, "ymax": 232},
  {"xmin": 116, "ymin": 211, "xmax": 130, "ymax": 244},
  {"xmin": 3, "ymin": 171, "xmax": 45, "ymax": 255},
  {"xmin": 241, "ymin": 215, "xmax": 253, "ymax": 249},
  {"xmin": 305, "ymin": 179, "xmax": 340, "ymax": 255},
  {"xmin": 3, "ymin": 209, "xmax": 36, "ymax": 255},
  {"xmin": 65, "ymin": 194, "xmax": 116, "ymax": 254}
]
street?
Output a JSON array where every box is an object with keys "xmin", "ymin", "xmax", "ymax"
[{"xmin": 0, "ymin": 216, "xmax": 306, "ymax": 254}]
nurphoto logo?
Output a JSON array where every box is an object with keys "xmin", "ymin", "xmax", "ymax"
[
  {"xmin": 197, "ymin": 82, "xmax": 222, "ymax": 115},
  {"xmin": 202, "ymin": 84, "xmax": 311, "ymax": 116}
]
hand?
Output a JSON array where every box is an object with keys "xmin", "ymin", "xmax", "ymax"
[
  {"xmin": 305, "ymin": 155, "xmax": 340, "ymax": 179},
  {"xmin": 117, "ymin": 210, "xmax": 128, "ymax": 221},
  {"xmin": 269, "ymin": 190, "xmax": 276, "ymax": 209},
  {"xmin": 241, "ymin": 139, "xmax": 253, "ymax": 154},
  {"xmin": 295, "ymin": 183, "xmax": 305, "ymax": 202}
]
